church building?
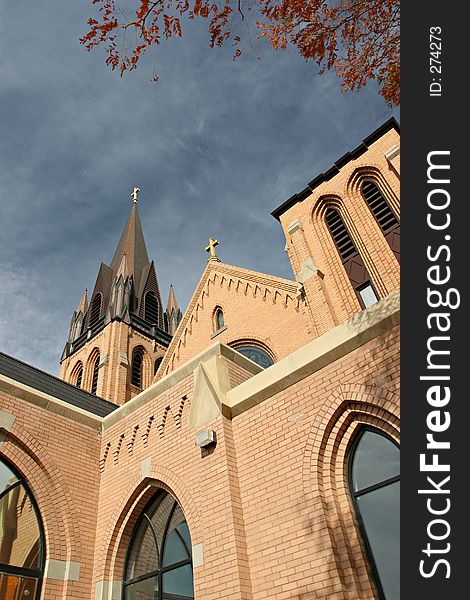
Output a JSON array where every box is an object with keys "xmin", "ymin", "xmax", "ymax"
[{"xmin": 0, "ymin": 118, "xmax": 400, "ymax": 600}]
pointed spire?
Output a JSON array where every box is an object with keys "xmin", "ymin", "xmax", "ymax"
[
  {"xmin": 110, "ymin": 195, "xmax": 150, "ymax": 293},
  {"xmin": 76, "ymin": 289, "xmax": 88, "ymax": 315},
  {"xmin": 166, "ymin": 284, "xmax": 179, "ymax": 314},
  {"xmin": 165, "ymin": 284, "xmax": 182, "ymax": 335}
]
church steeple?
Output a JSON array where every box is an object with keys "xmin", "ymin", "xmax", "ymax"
[
  {"xmin": 164, "ymin": 285, "xmax": 182, "ymax": 335},
  {"xmin": 110, "ymin": 201, "xmax": 150, "ymax": 298},
  {"xmin": 60, "ymin": 189, "xmax": 173, "ymax": 405}
]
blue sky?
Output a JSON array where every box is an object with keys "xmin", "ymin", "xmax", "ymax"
[{"xmin": 0, "ymin": 2, "xmax": 399, "ymax": 375}]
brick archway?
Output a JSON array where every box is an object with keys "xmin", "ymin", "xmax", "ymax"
[
  {"xmin": 97, "ymin": 463, "xmax": 200, "ymax": 588},
  {"xmin": 302, "ymin": 383, "xmax": 399, "ymax": 599}
]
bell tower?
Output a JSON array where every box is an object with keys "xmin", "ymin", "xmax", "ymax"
[{"xmin": 59, "ymin": 190, "xmax": 179, "ymax": 405}]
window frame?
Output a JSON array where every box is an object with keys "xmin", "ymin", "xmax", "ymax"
[
  {"xmin": 347, "ymin": 426, "xmax": 400, "ymax": 600},
  {"xmin": 122, "ymin": 491, "xmax": 193, "ymax": 600},
  {"xmin": 131, "ymin": 346, "xmax": 145, "ymax": 389},
  {"xmin": 0, "ymin": 457, "xmax": 46, "ymax": 599}
]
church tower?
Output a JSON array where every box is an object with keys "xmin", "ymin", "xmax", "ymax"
[{"xmin": 59, "ymin": 190, "xmax": 175, "ymax": 405}]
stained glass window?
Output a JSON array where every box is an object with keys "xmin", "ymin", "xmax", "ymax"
[
  {"xmin": 124, "ymin": 492, "xmax": 193, "ymax": 600},
  {"xmin": 236, "ymin": 346, "xmax": 274, "ymax": 369}
]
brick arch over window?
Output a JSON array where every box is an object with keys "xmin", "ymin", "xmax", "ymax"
[
  {"xmin": 70, "ymin": 360, "xmax": 83, "ymax": 388},
  {"xmin": 228, "ymin": 338, "xmax": 277, "ymax": 369},
  {"xmin": 0, "ymin": 424, "xmax": 81, "ymax": 582},
  {"xmin": 212, "ymin": 306, "xmax": 225, "ymax": 332},
  {"xmin": 361, "ymin": 180, "xmax": 400, "ymax": 263},
  {"xmin": 96, "ymin": 466, "xmax": 200, "ymax": 586},
  {"xmin": 85, "ymin": 347, "xmax": 101, "ymax": 394},
  {"xmin": 347, "ymin": 166, "xmax": 400, "ymax": 220},
  {"xmin": 311, "ymin": 196, "xmax": 388, "ymax": 311},
  {"xmin": 130, "ymin": 346, "xmax": 152, "ymax": 389},
  {"xmin": 302, "ymin": 384, "xmax": 399, "ymax": 599}
]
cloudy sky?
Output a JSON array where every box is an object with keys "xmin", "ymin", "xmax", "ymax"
[{"xmin": 0, "ymin": 2, "xmax": 399, "ymax": 376}]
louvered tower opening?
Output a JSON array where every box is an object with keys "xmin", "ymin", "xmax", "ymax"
[
  {"xmin": 325, "ymin": 207, "xmax": 378, "ymax": 309},
  {"xmin": 91, "ymin": 354, "xmax": 100, "ymax": 395},
  {"xmin": 144, "ymin": 292, "xmax": 159, "ymax": 324},
  {"xmin": 131, "ymin": 347, "xmax": 144, "ymax": 388},
  {"xmin": 76, "ymin": 364, "xmax": 83, "ymax": 389},
  {"xmin": 361, "ymin": 181, "xmax": 400, "ymax": 262},
  {"xmin": 89, "ymin": 293, "xmax": 102, "ymax": 327}
]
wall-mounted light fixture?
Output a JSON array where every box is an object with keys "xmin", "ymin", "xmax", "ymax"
[{"xmin": 195, "ymin": 429, "xmax": 216, "ymax": 448}]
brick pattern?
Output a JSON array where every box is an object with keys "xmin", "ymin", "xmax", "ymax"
[
  {"xmin": 60, "ymin": 320, "xmax": 167, "ymax": 405},
  {"xmin": 281, "ymin": 129, "xmax": 400, "ymax": 333},
  {"xmin": 0, "ymin": 392, "xmax": 102, "ymax": 599},
  {"xmin": 157, "ymin": 263, "xmax": 309, "ymax": 379}
]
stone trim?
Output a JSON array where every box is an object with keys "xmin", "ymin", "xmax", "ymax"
[
  {"xmin": 226, "ymin": 290, "xmax": 400, "ymax": 417},
  {"xmin": 44, "ymin": 559, "xmax": 81, "ymax": 581},
  {"xmin": 103, "ymin": 343, "xmax": 261, "ymax": 430},
  {"xmin": 0, "ymin": 376, "xmax": 103, "ymax": 429}
]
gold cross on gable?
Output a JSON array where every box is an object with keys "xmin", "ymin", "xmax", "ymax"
[
  {"xmin": 131, "ymin": 187, "xmax": 140, "ymax": 203},
  {"xmin": 205, "ymin": 237, "xmax": 220, "ymax": 262}
]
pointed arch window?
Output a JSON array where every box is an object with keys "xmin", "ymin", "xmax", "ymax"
[
  {"xmin": 123, "ymin": 491, "xmax": 194, "ymax": 599},
  {"xmin": 361, "ymin": 181, "xmax": 400, "ymax": 263},
  {"xmin": 214, "ymin": 308, "xmax": 224, "ymax": 331},
  {"xmin": 89, "ymin": 293, "xmax": 102, "ymax": 327},
  {"xmin": 91, "ymin": 353, "xmax": 100, "ymax": 395},
  {"xmin": 349, "ymin": 428, "xmax": 400, "ymax": 600},
  {"xmin": 72, "ymin": 361, "xmax": 83, "ymax": 389},
  {"xmin": 0, "ymin": 458, "xmax": 45, "ymax": 599},
  {"xmin": 154, "ymin": 357, "xmax": 163, "ymax": 376},
  {"xmin": 326, "ymin": 208, "xmax": 378, "ymax": 308},
  {"xmin": 145, "ymin": 292, "xmax": 159, "ymax": 325},
  {"xmin": 131, "ymin": 347, "xmax": 145, "ymax": 388}
]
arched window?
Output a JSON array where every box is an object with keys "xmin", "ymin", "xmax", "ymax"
[
  {"xmin": 349, "ymin": 428, "xmax": 400, "ymax": 600},
  {"xmin": 361, "ymin": 181, "xmax": 400, "ymax": 263},
  {"xmin": 214, "ymin": 308, "xmax": 224, "ymax": 331},
  {"xmin": 131, "ymin": 347, "xmax": 145, "ymax": 388},
  {"xmin": 154, "ymin": 357, "xmax": 163, "ymax": 376},
  {"xmin": 89, "ymin": 293, "xmax": 102, "ymax": 327},
  {"xmin": 91, "ymin": 352, "xmax": 100, "ymax": 395},
  {"xmin": 0, "ymin": 458, "xmax": 45, "ymax": 599},
  {"xmin": 234, "ymin": 345, "xmax": 274, "ymax": 369},
  {"xmin": 145, "ymin": 292, "xmax": 159, "ymax": 324},
  {"xmin": 123, "ymin": 491, "xmax": 193, "ymax": 599},
  {"xmin": 326, "ymin": 208, "xmax": 378, "ymax": 308},
  {"xmin": 72, "ymin": 361, "xmax": 83, "ymax": 389}
]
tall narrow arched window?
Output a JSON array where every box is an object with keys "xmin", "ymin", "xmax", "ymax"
[
  {"xmin": 89, "ymin": 293, "xmax": 102, "ymax": 327},
  {"xmin": 131, "ymin": 347, "xmax": 145, "ymax": 388},
  {"xmin": 72, "ymin": 361, "xmax": 83, "ymax": 389},
  {"xmin": 91, "ymin": 353, "xmax": 100, "ymax": 395},
  {"xmin": 349, "ymin": 428, "xmax": 400, "ymax": 600},
  {"xmin": 214, "ymin": 308, "xmax": 224, "ymax": 331},
  {"xmin": 326, "ymin": 208, "xmax": 378, "ymax": 308},
  {"xmin": 123, "ymin": 491, "xmax": 194, "ymax": 599},
  {"xmin": 145, "ymin": 292, "xmax": 159, "ymax": 324},
  {"xmin": 154, "ymin": 357, "xmax": 163, "ymax": 376},
  {"xmin": 0, "ymin": 458, "xmax": 45, "ymax": 599},
  {"xmin": 361, "ymin": 181, "xmax": 400, "ymax": 263}
]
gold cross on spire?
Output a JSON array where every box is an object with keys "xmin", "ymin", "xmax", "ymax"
[
  {"xmin": 205, "ymin": 237, "xmax": 220, "ymax": 262},
  {"xmin": 131, "ymin": 187, "xmax": 140, "ymax": 203}
]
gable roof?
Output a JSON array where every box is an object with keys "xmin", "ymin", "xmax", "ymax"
[{"xmin": 156, "ymin": 261, "xmax": 298, "ymax": 378}]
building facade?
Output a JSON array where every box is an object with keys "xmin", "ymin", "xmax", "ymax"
[{"xmin": 0, "ymin": 119, "xmax": 400, "ymax": 600}]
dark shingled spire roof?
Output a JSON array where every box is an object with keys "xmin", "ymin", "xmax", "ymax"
[
  {"xmin": 110, "ymin": 202, "xmax": 150, "ymax": 295},
  {"xmin": 166, "ymin": 284, "xmax": 180, "ymax": 314}
]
